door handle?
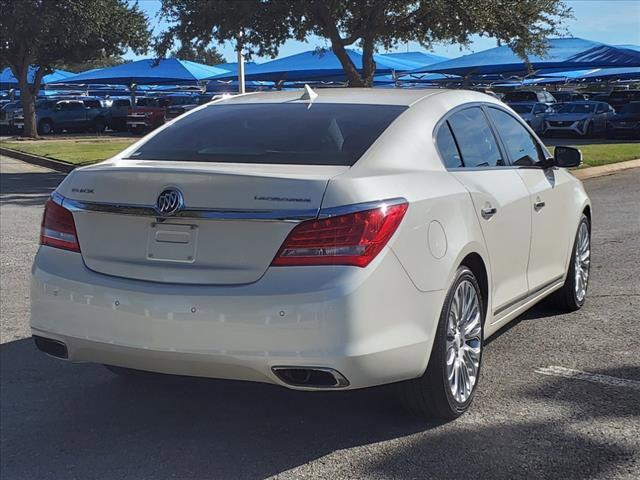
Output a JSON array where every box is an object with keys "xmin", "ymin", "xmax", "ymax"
[
  {"xmin": 481, "ymin": 206, "xmax": 497, "ymax": 219},
  {"xmin": 534, "ymin": 199, "xmax": 546, "ymax": 211}
]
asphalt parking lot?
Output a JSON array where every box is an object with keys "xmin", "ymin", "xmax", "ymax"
[{"xmin": 1, "ymin": 155, "xmax": 639, "ymax": 480}]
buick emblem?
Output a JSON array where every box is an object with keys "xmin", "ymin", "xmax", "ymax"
[{"xmin": 155, "ymin": 188, "xmax": 184, "ymax": 216}]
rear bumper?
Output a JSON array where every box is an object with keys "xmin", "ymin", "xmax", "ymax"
[{"xmin": 31, "ymin": 247, "xmax": 445, "ymax": 390}]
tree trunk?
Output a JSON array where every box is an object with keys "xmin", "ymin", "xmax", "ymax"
[
  {"xmin": 310, "ymin": 1, "xmax": 365, "ymax": 87},
  {"xmin": 330, "ymin": 43, "xmax": 366, "ymax": 87},
  {"xmin": 361, "ymin": 36, "xmax": 376, "ymax": 88},
  {"xmin": 12, "ymin": 63, "xmax": 44, "ymax": 138}
]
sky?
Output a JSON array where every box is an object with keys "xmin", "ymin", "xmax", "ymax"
[{"xmin": 130, "ymin": 0, "xmax": 640, "ymax": 63}]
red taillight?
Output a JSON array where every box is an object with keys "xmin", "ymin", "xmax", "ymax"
[
  {"xmin": 40, "ymin": 199, "xmax": 80, "ymax": 252},
  {"xmin": 272, "ymin": 201, "xmax": 408, "ymax": 268}
]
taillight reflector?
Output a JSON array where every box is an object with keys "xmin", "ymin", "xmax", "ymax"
[
  {"xmin": 272, "ymin": 201, "xmax": 408, "ymax": 268},
  {"xmin": 40, "ymin": 199, "xmax": 80, "ymax": 252}
]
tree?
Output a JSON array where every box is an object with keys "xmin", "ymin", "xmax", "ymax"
[
  {"xmin": 56, "ymin": 54, "xmax": 131, "ymax": 74},
  {"xmin": 157, "ymin": 0, "xmax": 572, "ymax": 87},
  {"xmin": 0, "ymin": 0, "xmax": 149, "ymax": 138},
  {"xmin": 170, "ymin": 44, "xmax": 226, "ymax": 66}
]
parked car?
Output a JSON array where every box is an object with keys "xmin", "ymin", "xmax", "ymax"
[
  {"xmin": 606, "ymin": 101, "xmax": 640, "ymax": 139},
  {"xmin": 552, "ymin": 91, "xmax": 588, "ymax": 103},
  {"xmin": 543, "ymin": 101, "xmax": 614, "ymax": 137},
  {"xmin": 507, "ymin": 102, "xmax": 549, "ymax": 134},
  {"xmin": 161, "ymin": 94, "xmax": 202, "ymax": 119},
  {"xmin": 108, "ymin": 98, "xmax": 133, "ymax": 131},
  {"xmin": 126, "ymin": 97, "xmax": 166, "ymax": 134},
  {"xmin": 605, "ymin": 90, "xmax": 640, "ymax": 111},
  {"xmin": 503, "ymin": 90, "xmax": 556, "ymax": 105},
  {"xmin": 31, "ymin": 89, "xmax": 590, "ymax": 419},
  {"xmin": 0, "ymin": 100, "xmax": 21, "ymax": 133},
  {"xmin": 13, "ymin": 98, "xmax": 110, "ymax": 134}
]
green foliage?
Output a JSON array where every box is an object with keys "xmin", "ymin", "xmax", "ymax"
[
  {"xmin": 170, "ymin": 44, "xmax": 226, "ymax": 66},
  {"xmin": 157, "ymin": 0, "xmax": 573, "ymax": 87},
  {"xmin": 0, "ymin": 0, "xmax": 150, "ymax": 137}
]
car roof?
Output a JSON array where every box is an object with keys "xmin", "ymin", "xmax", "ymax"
[{"xmin": 217, "ymin": 87, "xmax": 447, "ymax": 107}]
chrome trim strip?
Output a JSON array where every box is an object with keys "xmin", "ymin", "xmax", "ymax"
[
  {"xmin": 318, "ymin": 197, "xmax": 407, "ymax": 218},
  {"xmin": 493, "ymin": 275, "xmax": 564, "ymax": 316},
  {"xmin": 53, "ymin": 193, "xmax": 408, "ymax": 223},
  {"xmin": 55, "ymin": 195, "xmax": 318, "ymax": 223}
]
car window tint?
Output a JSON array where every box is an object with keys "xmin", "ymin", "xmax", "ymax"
[
  {"xmin": 128, "ymin": 103, "xmax": 407, "ymax": 166},
  {"xmin": 487, "ymin": 108, "xmax": 545, "ymax": 167},
  {"xmin": 448, "ymin": 107, "xmax": 504, "ymax": 168},
  {"xmin": 435, "ymin": 122, "xmax": 463, "ymax": 168}
]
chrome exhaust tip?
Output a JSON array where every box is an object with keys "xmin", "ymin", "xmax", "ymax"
[
  {"xmin": 272, "ymin": 366, "xmax": 350, "ymax": 389},
  {"xmin": 33, "ymin": 335, "xmax": 68, "ymax": 359}
]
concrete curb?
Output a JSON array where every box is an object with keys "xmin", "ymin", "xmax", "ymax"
[
  {"xmin": 0, "ymin": 147, "xmax": 76, "ymax": 173},
  {"xmin": 573, "ymin": 159, "xmax": 640, "ymax": 180}
]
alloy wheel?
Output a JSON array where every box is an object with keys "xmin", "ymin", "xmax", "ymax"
[
  {"xmin": 574, "ymin": 221, "xmax": 591, "ymax": 303},
  {"xmin": 445, "ymin": 280, "xmax": 482, "ymax": 403}
]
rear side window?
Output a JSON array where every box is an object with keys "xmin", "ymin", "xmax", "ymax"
[
  {"xmin": 447, "ymin": 107, "xmax": 504, "ymax": 168},
  {"xmin": 83, "ymin": 99, "xmax": 100, "ymax": 108},
  {"xmin": 487, "ymin": 108, "xmax": 545, "ymax": 167},
  {"xmin": 128, "ymin": 103, "xmax": 407, "ymax": 166},
  {"xmin": 435, "ymin": 123, "xmax": 463, "ymax": 168}
]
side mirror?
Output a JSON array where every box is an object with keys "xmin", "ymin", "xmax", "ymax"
[{"xmin": 554, "ymin": 146, "xmax": 582, "ymax": 168}]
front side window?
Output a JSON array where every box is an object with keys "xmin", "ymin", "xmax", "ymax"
[
  {"xmin": 487, "ymin": 108, "xmax": 546, "ymax": 167},
  {"xmin": 447, "ymin": 107, "xmax": 504, "ymax": 168},
  {"xmin": 510, "ymin": 103, "xmax": 533, "ymax": 114},
  {"xmin": 435, "ymin": 123, "xmax": 463, "ymax": 168},
  {"xmin": 534, "ymin": 104, "xmax": 547, "ymax": 114},
  {"xmin": 128, "ymin": 103, "xmax": 407, "ymax": 166}
]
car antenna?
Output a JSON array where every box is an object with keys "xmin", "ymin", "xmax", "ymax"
[{"xmin": 300, "ymin": 84, "xmax": 318, "ymax": 108}]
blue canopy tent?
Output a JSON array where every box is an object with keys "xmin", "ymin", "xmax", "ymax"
[
  {"xmin": 378, "ymin": 51, "xmax": 448, "ymax": 67},
  {"xmin": 206, "ymin": 49, "xmax": 430, "ymax": 83},
  {"xmin": 407, "ymin": 38, "xmax": 640, "ymax": 77},
  {"xmin": 538, "ymin": 67, "xmax": 640, "ymax": 82},
  {"xmin": 0, "ymin": 67, "xmax": 74, "ymax": 87},
  {"xmin": 60, "ymin": 58, "xmax": 230, "ymax": 85},
  {"xmin": 373, "ymin": 51, "xmax": 449, "ymax": 84}
]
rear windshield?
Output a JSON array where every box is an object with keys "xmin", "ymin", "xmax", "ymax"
[
  {"xmin": 127, "ymin": 102, "xmax": 407, "ymax": 166},
  {"xmin": 504, "ymin": 92, "xmax": 537, "ymax": 102}
]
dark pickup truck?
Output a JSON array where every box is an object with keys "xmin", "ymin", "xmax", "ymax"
[{"xmin": 14, "ymin": 98, "xmax": 110, "ymax": 134}]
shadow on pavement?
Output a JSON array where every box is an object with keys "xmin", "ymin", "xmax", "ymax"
[
  {"xmin": 2, "ymin": 337, "xmax": 637, "ymax": 479},
  {"xmin": 0, "ymin": 172, "xmax": 64, "ymax": 206},
  {"xmin": 0, "ymin": 338, "xmax": 430, "ymax": 479}
]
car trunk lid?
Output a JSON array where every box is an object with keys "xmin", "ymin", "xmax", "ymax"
[{"xmin": 57, "ymin": 161, "xmax": 347, "ymax": 284}]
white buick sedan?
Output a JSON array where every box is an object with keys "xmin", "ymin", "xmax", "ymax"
[{"xmin": 31, "ymin": 88, "xmax": 591, "ymax": 419}]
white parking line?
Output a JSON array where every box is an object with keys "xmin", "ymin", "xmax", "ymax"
[{"xmin": 535, "ymin": 366, "xmax": 640, "ymax": 391}]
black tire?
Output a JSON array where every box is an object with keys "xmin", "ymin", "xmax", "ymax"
[
  {"xmin": 93, "ymin": 117, "xmax": 106, "ymax": 134},
  {"xmin": 398, "ymin": 266, "xmax": 484, "ymax": 419},
  {"xmin": 130, "ymin": 125, "xmax": 145, "ymax": 135},
  {"xmin": 550, "ymin": 214, "xmax": 591, "ymax": 311},
  {"xmin": 38, "ymin": 119, "xmax": 53, "ymax": 135}
]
